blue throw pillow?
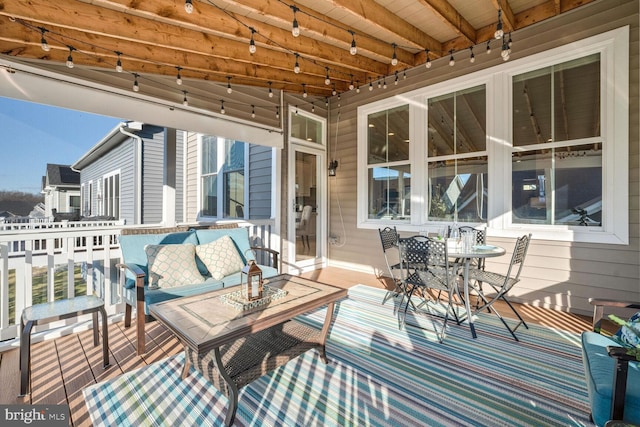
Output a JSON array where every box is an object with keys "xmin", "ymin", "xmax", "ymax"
[{"xmin": 613, "ymin": 311, "xmax": 640, "ymax": 347}]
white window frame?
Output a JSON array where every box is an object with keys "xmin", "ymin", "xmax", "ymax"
[
  {"xmin": 102, "ymin": 170, "xmax": 121, "ymax": 219},
  {"xmin": 196, "ymin": 135, "xmax": 249, "ymax": 220},
  {"xmin": 356, "ymin": 26, "xmax": 628, "ymax": 244}
]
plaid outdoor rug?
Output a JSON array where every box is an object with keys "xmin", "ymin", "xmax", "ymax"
[{"xmin": 84, "ymin": 285, "xmax": 594, "ymax": 426}]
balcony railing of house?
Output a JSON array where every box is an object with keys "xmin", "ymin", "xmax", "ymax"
[{"xmin": 0, "ymin": 219, "xmax": 278, "ymax": 351}]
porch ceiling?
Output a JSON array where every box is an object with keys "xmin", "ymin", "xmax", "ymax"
[{"xmin": 0, "ymin": 0, "xmax": 597, "ymax": 101}]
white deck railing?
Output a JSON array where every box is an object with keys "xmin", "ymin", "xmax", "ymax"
[{"xmin": 0, "ymin": 219, "xmax": 278, "ymax": 348}]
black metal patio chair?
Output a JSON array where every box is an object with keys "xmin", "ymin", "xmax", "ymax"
[{"xmin": 466, "ymin": 233, "xmax": 532, "ymax": 341}]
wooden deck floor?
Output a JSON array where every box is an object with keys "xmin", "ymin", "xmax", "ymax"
[{"xmin": 0, "ymin": 267, "xmax": 594, "ymax": 426}]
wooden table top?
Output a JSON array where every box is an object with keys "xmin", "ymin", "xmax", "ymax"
[{"xmin": 149, "ymin": 274, "xmax": 347, "ymax": 355}]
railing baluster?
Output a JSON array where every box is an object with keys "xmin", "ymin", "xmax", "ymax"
[{"xmin": 0, "ymin": 219, "xmax": 276, "ymax": 345}]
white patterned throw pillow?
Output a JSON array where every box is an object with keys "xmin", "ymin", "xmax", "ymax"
[
  {"xmin": 145, "ymin": 243, "xmax": 204, "ymax": 288},
  {"xmin": 196, "ymin": 235, "xmax": 245, "ymax": 280}
]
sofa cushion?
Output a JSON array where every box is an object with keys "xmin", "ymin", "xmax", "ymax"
[
  {"xmin": 195, "ymin": 227, "xmax": 255, "ymax": 265},
  {"xmin": 145, "ymin": 243, "xmax": 205, "ymax": 288},
  {"xmin": 122, "ymin": 278, "xmax": 225, "ymax": 315},
  {"xmin": 581, "ymin": 331, "xmax": 640, "ymax": 427},
  {"xmin": 119, "ymin": 230, "xmax": 198, "ymax": 285},
  {"xmin": 196, "ymin": 235, "xmax": 245, "ymax": 280},
  {"xmin": 613, "ymin": 312, "xmax": 640, "ymax": 347}
]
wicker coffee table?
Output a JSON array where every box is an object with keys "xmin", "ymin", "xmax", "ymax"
[{"xmin": 149, "ymin": 274, "xmax": 347, "ymax": 426}]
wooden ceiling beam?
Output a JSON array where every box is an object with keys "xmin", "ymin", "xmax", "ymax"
[
  {"xmin": 84, "ymin": 0, "xmax": 388, "ymax": 74},
  {"xmin": 214, "ymin": 0, "xmax": 418, "ymax": 66},
  {"xmin": 0, "ymin": 21, "xmax": 355, "ymax": 95},
  {"xmin": 443, "ymin": 0, "xmax": 596, "ymax": 55},
  {"xmin": 415, "ymin": 0, "xmax": 476, "ymax": 44},
  {"xmin": 328, "ymin": 0, "xmax": 441, "ymax": 54},
  {"xmin": 0, "ymin": 0, "xmax": 386, "ymax": 84}
]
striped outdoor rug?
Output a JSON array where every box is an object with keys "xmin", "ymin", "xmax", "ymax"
[{"xmin": 84, "ymin": 285, "xmax": 593, "ymax": 427}]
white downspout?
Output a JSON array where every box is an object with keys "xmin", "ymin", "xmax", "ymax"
[{"xmin": 119, "ymin": 125, "xmax": 143, "ymax": 224}]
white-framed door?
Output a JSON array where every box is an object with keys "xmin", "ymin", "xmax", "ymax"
[{"xmin": 288, "ymin": 144, "xmax": 327, "ymax": 273}]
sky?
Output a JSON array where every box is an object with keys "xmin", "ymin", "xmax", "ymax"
[{"xmin": 0, "ymin": 97, "xmax": 123, "ymax": 194}]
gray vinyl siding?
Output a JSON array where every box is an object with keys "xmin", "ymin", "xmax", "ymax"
[
  {"xmin": 248, "ymin": 144, "xmax": 272, "ymax": 219},
  {"xmin": 138, "ymin": 125, "xmax": 165, "ymax": 224},
  {"xmin": 325, "ymin": 0, "xmax": 640, "ymax": 315},
  {"xmin": 175, "ymin": 130, "xmax": 184, "ymax": 222},
  {"xmin": 79, "ymin": 140, "xmax": 136, "ymax": 223},
  {"xmin": 184, "ymin": 132, "xmax": 199, "ymax": 222}
]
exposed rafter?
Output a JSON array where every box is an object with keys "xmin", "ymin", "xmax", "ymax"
[{"xmin": 0, "ymin": 0, "xmax": 597, "ymax": 97}]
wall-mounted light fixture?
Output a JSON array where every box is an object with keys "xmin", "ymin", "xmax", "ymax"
[{"xmin": 328, "ymin": 160, "xmax": 338, "ymax": 176}]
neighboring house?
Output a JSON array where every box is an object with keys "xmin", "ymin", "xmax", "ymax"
[
  {"xmin": 72, "ymin": 122, "xmax": 273, "ymax": 225},
  {"xmin": 41, "ymin": 164, "xmax": 80, "ymax": 219},
  {"xmin": 29, "ymin": 202, "xmax": 46, "ymax": 218}
]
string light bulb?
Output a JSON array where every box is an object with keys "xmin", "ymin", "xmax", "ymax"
[
  {"xmin": 391, "ymin": 43, "xmax": 398, "ymax": 66},
  {"xmin": 182, "ymin": 91, "xmax": 188, "ymax": 106},
  {"xmin": 220, "ymin": 100, "xmax": 225, "ymax": 114},
  {"xmin": 39, "ymin": 28, "xmax": 50, "ymax": 52},
  {"xmin": 382, "ymin": 77, "xmax": 387, "ymax": 89},
  {"xmin": 501, "ymin": 35, "xmax": 510, "ymax": 61},
  {"xmin": 176, "ymin": 67, "xmax": 182, "ymax": 85},
  {"xmin": 132, "ymin": 73, "xmax": 139, "ymax": 92},
  {"xmin": 311, "ymin": 102, "xmax": 315, "ymax": 113},
  {"xmin": 324, "ymin": 67, "xmax": 330, "ymax": 85},
  {"xmin": 291, "ymin": 6, "xmax": 300, "ymax": 37},
  {"xmin": 349, "ymin": 75, "xmax": 355, "ymax": 90},
  {"xmin": 294, "ymin": 53, "xmax": 300, "ymax": 74},
  {"xmin": 184, "ymin": 0, "xmax": 193, "ymax": 14},
  {"xmin": 369, "ymin": 78, "xmax": 373, "ymax": 91},
  {"xmin": 249, "ymin": 28, "xmax": 256, "ymax": 54},
  {"xmin": 425, "ymin": 49, "xmax": 431, "ymax": 68},
  {"xmin": 66, "ymin": 46, "xmax": 75, "ymax": 68},
  {"xmin": 349, "ymin": 31, "xmax": 357, "ymax": 55},
  {"xmin": 226, "ymin": 76, "xmax": 232, "ymax": 94},
  {"xmin": 356, "ymin": 80, "xmax": 360, "ymax": 93},
  {"xmin": 449, "ymin": 49, "xmax": 455, "ymax": 66},
  {"xmin": 302, "ymin": 84, "xmax": 307, "ymax": 98},
  {"xmin": 251, "ymin": 105, "xmax": 255, "ymax": 118},
  {"xmin": 494, "ymin": 9, "xmax": 504, "ymax": 39},
  {"xmin": 276, "ymin": 106, "xmax": 280, "ymax": 119},
  {"xmin": 469, "ymin": 47, "xmax": 475, "ymax": 63},
  {"xmin": 394, "ymin": 71, "xmax": 399, "ymax": 85},
  {"xmin": 268, "ymin": 81, "xmax": 273, "ymax": 98},
  {"xmin": 508, "ymin": 32, "xmax": 513, "ymax": 48},
  {"xmin": 486, "ymin": 40, "xmax": 492, "ymax": 54},
  {"xmin": 332, "ymin": 84, "xmax": 337, "ymax": 96},
  {"xmin": 115, "ymin": 51, "xmax": 123, "ymax": 72}
]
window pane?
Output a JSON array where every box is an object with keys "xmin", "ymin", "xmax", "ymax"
[
  {"xmin": 429, "ymin": 86, "xmax": 486, "ymax": 156},
  {"xmin": 201, "ymin": 175, "xmax": 217, "ymax": 217},
  {"xmin": 456, "ymin": 86, "xmax": 486, "ymax": 153},
  {"xmin": 553, "ymin": 54, "xmax": 600, "ymax": 141},
  {"xmin": 368, "ymin": 105, "xmax": 409, "ymax": 164},
  {"xmin": 427, "ymin": 157, "xmax": 487, "ymax": 222},
  {"xmin": 513, "ymin": 54, "xmax": 600, "ymax": 146},
  {"xmin": 224, "ymin": 139, "xmax": 245, "ymax": 171},
  {"xmin": 368, "ymin": 165, "xmax": 411, "ymax": 220},
  {"xmin": 512, "ymin": 144, "xmax": 602, "ymax": 225},
  {"xmin": 224, "ymin": 171, "xmax": 244, "ymax": 218},
  {"xmin": 202, "ymin": 136, "xmax": 217, "ymax": 174},
  {"xmin": 291, "ymin": 113, "xmax": 323, "ymax": 144}
]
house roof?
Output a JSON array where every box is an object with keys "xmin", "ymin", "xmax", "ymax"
[
  {"xmin": 45, "ymin": 163, "xmax": 80, "ymax": 187},
  {"xmin": 0, "ymin": 0, "xmax": 597, "ymax": 101}
]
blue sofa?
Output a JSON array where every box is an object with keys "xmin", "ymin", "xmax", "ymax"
[
  {"xmin": 581, "ymin": 298, "xmax": 640, "ymax": 426},
  {"xmin": 118, "ymin": 224, "xmax": 280, "ymax": 355}
]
